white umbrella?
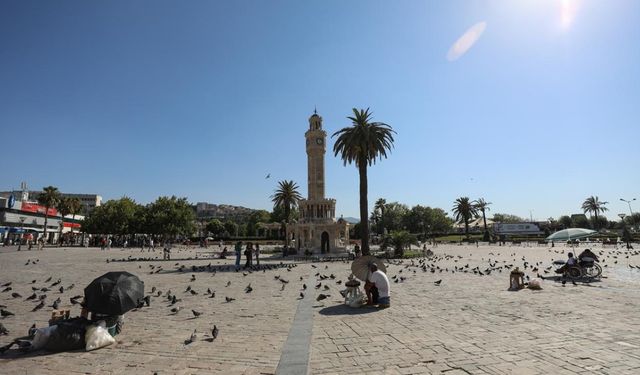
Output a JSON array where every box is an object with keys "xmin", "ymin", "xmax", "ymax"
[
  {"xmin": 546, "ymin": 228, "xmax": 597, "ymax": 242},
  {"xmin": 351, "ymin": 255, "xmax": 386, "ymax": 282}
]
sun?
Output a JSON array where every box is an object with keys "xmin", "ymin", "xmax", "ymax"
[{"xmin": 560, "ymin": 0, "xmax": 578, "ymax": 30}]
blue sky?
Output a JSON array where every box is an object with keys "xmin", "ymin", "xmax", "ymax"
[{"xmin": 1, "ymin": 0, "xmax": 638, "ymax": 221}]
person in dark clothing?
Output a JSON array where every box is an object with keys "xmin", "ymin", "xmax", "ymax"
[{"xmin": 244, "ymin": 243, "xmax": 253, "ymax": 268}]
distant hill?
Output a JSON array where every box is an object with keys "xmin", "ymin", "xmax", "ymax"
[
  {"xmin": 342, "ymin": 217, "xmax": 360, "ymax": 224},
  {"xmin": 195, "ymin": 202, "xmax": 257, "ymax": 220}
]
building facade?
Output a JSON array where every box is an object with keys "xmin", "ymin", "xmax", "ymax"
[{"xmin": 288, "ymin": 112, "xmax": 349, "ymax": 254}]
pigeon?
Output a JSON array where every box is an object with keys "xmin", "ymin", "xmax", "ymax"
[
  {"xmin": 32, "ymin": 301, "xmax": 45, "ymax": 311},
  {"xmin": 323, "ymin": 285, "xmax": 330, "ymax": 291},
  {"xmin": 45, "ymin": 277, "xmax": 52, "ymax": 283},
  {"xmin": 316, "ymin": 294, "xmax": 330, "ymax": 301},
  {"xmin": 192, "ymin": 310, "xmax": 202, "ymax": 318},
  {"xmin": 434, "ymin": 280, "xmax": 442, "ymax": 286},
  {"xmin": 143, "ymin": 295, "xmax": 151, "ymax": 307},
  {"xmin": 0, "ymin": 342, "xmax": 14, "ymax": 354},
  {"xmin": 51, "ymin": 299, "xmax": 60, "ymax": 310},
  {"xmin": 209, "ymin": 291, "xmax": 216, "ymax": 299},
  {"xmin": 189, "ymin": 289, "xmax": 198, "ymax": 295},
  {"xmin": 302, "ymin": 284, "xmax": 307, "ymax": 290},
  {"xmin": 1, "ymin": 287, "xmax": 12, "ymax": 293},
  {"xmin": 225, "ymin": 297, "xmax": 235, "ymax": 303},
  {"xmin": 1, "ymin": 282, "xmax": 12, "ymax": 287},
  {"xmin": 245, "ymin": 284, "xmax": 253, "ymax": 293},
  {"xmin": 0, "ymin": 322, "xmax": 8, "ymax": 335},
  {"xmin": 170, "ymin": 306, "xmax": 181, "ymax": 314},
  {"xmin": 212, "ymin": 325, "xmax": 219, "ymax": 340},
  {"xmin": 184, "ymin": 329, "xmax": 197, "ymax": 345},
  {"xmin": 315, "ymin": 283, "xmax": 322, "ymax": 289},
  {"xmin": 299, "ymin": 292, "xmax": 305, "ymax": 299},
  {"xmin": 11, "ymin": 292, "xmax": 22, "ymax": 299},
  {"xmin": 226, "ymin": 281, "xmax": 231, "ymax": 287},
  {"xmin": 59, "ymin": 286, "xmax": 64, "ymax": 294}
]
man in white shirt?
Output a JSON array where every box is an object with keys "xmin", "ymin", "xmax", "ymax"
[{"xmin": 365, "ymin": 264, "xmax": 391, "ymax": 308}]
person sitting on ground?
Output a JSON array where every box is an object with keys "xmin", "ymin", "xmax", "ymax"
[
  {"xmin": 364, "ymin": 264, "xmax": 391, "ymax": 308},
  {"xmin": 578, "ymin": 248, "xmax": 599, "ymax": 265},
  {"xmin": 555, "ymin": 252, "xmax": 578, "ymax": 274}
]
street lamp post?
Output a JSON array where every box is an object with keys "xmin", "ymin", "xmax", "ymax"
[
  {"xmin": 620, "ymin": 198, "xmax": 636, "ymax": 216},
  {"xmin": 18, "ymin": 216, "xmax": 26, "ymax": 251},
  {"xmin": 619, "ymin": 213, "xmax": 630, "ymax": 249}
]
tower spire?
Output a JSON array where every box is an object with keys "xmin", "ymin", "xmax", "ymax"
[{"xmin": 314, "ymin": 106, "xmax": 317, "ymax": 115}]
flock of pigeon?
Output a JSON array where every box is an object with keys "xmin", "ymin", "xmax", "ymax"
[{"xmin": 2, "ymin": 244, "xmax": 639, "ymax": 354}]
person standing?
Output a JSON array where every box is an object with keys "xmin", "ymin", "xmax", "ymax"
[
  {"xmin": 234, "ymin": 241, "xmax": 243, "ymax": 268},
  {"xmin": 254, "ymin": 244, "xmax": 260, "ymax": 266},
  {"xmin": 244, "ymin": 243, "xmax": 253, "ymax": 268}
]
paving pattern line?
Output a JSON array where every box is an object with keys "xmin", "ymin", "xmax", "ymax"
[{"xmin": 275, "ymin": 274, "xmax": 315, "ymax": 375}]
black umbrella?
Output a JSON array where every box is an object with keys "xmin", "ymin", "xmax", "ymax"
[{"xmin": 84, "ymin": 272, "xmax": 144, "ymax": 315}]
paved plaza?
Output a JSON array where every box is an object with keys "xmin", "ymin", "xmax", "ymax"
[{"xmin": 1, "ymin": 243, "xmax": 640, "ymax": 374}]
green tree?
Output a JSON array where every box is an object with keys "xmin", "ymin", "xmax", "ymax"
[
  {"xmin": 572, "ymin": 214, "xmax": 590, "ymax": 229},
  {"xmin": 581, "ymin": 196, "xmax": 608, "ymax": 229},
  {"xmin": 37, "ymin": 186, "xmax": 61, "ymax": 243},
  {"xmin": 373, "ymin": 198, "xmax": 387, "ymax": 235},
  {"xmin": 473, "ymin": 198, "xmax": 492, "ymax": 241},
  {"xmin": 492, "ymin": 213, "xmax": 525, "ymax": 224},
  {"xmin": 403, "ymin": 205, "xmax": 453, "ymax": 238},
  {"xmin": 388, "ymin": 230, "xmax": 417, "ymax": 257},
  {"xmin": 452, "ymin": 197, "xmax": 478, "ymax": 239},
  {"xmin": 270, "ymin": 180, "xmax": 302, "ymax": 246},
  {"xmin": 224, "ymin": 221, "xmax": 239, "ymax": 237},
  {"xmin": 57, "ymin": 197, "xmax": 71, "ymax": 246},
  {"xmin": 145, "ymin": 196, "xmax": 195, "ymax": 239},
  {"xmin": 206, "ymin": 219, "xmax": 225, "ymax": 237},
  {"xmin": 558, "ymin": 215, "xmax": 573, "ymax": 229},
  {"xmin": 332, "ymin": 108, "xmax": 395, "ymax": 255},
  {"xmin": 66, "ymin": 197, "xmax": 82, "ymax": 235},
  {"xmin": 381, "ymin": 202, "xmax": 409, "ymax": 232},
  {"xmin": 247, "ymin": 210, "xmax": 271, "ymax": 236}
]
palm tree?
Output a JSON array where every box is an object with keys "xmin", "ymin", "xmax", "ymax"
[
  {"xmin": 333, "ymin": 108, "xmax": 395, "ymax": 255},
  {"xmin": 37, "ymin": 186, "xmax": 61, "ymax": 244},
  {"xmin": 374, "ymin": 198, "xmax": 387, "ymax": 235},
  {"xmin": 271, "ymin": 180, "xmax": 302, "ymax": 247},
  {"xmin": 473, "ymin": 198, "xmax": 492, "ymax": 241},
  {"xmin": 66, "ymin": 197, "xmax": 82, "ymax": 236},
  {"xmin": 582, "ymin": 196, "xmax": 608, "ymax": 229},
  {"xmin": 452, "ymin": 197, "xmax": 478, "ymax": 239},
  {"xmin": 57, "ymin": 197, "xmax": 71, "ymax": 246}
]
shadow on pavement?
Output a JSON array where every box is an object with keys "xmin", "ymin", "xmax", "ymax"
[{"xmin": 317, "ymin": 304, "xmax": 381, "ymax": 316}]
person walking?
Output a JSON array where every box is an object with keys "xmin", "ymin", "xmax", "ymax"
[{"xmin": 234, "ymin": 241, "xmax": 243, "ymax": 269}]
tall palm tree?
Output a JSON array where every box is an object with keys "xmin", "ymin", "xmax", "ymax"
[
  {"xmin": 374, "ymin": 198, "xmax": 387, "ymax": 235},
  {"xmin": 57, "ymin": 197, "xmax": 71, "ymax": 246},
  {"xmin": 473, "ymin": 198, "xmax": 492, "ymax": 240},
  {"xmin": 37, "ymin": 186, "xmax": 61, "ymax": 244},
  {"xmin": 333, "ymin": 108, "xmax": 395, "ymax": 255},
  {"xmin": 67, "ymin": 197, "xmax": 82, "ymax": 236},
  {"xmin": 452, "ymin": 197, "xmax": 478, "ymax": 239},
  {"xmin": 582, "ymin": 196, "xmax": 608, "ymax": 229},
  {"xmin": 271, "ymin": 180, "xmax": 302, "ymax": 247}
]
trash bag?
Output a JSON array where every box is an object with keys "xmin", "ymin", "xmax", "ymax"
[
  {"xmin": 528, "ymin": 278, "xmax": 543, "ymax": 290},
  {"xmin": 44, "ymin": 318, "xmax": 89, "ymax": 352},
  {"xmin": 85, "ymin": 322, "xmax": 115, "ymax": 351},
  {"xmin": 32, "ymin": 326, "xmax": 57, "ymax": 350}
]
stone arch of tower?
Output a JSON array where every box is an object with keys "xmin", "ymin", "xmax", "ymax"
[{"xmin": 321, "ymin": 231, "xmax": 330, "ymax": 254}]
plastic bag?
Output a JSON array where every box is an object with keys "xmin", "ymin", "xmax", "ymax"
[
  {"xmin": 44, "ymin": 320, "xmax": 86, "ymax": 352},
  {"xmin": 85, "ymin": 323, "xmax": 115, "ymax": 351},
  {"xmin": 528, "ymin": 278, "xmax": 543, "ymax": 290},
  {"xmin": 32, "ymin": 326, "xmax": 57, "ymax": 350}
]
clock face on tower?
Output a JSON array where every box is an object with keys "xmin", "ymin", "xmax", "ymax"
[{"xmin": 316, "ymin": 138, "xmax": 323, "ymax": 145}]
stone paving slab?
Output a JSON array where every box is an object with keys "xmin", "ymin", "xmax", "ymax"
[{"xmin": 1, "ymin": 243, "xmax": 640, "ymax": 374}]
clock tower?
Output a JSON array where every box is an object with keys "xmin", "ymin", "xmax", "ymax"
[
  {"xmin": 305, "ymin": 111, "xmax": 326, "ymax": 201},
  {"xmin": 288, "ymin": 110, "xmax": 349, "ymax": 254}
]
